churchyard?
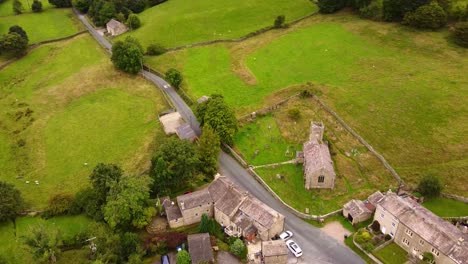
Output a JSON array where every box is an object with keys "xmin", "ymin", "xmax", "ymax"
[
  {"xmin": 148, "ymin": 12, "xmax": 468, "ymax": 196},
  {"xmin": 119, "ymin": 0, "xmax": 317, "ymax": 48},
  {"xmin": 0, "ymin": 34, "xmax": 168, "ymax": 209}
]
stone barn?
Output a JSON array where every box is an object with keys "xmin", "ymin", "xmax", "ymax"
[
  {"xmin": 262, "ymin": 240, "xmax": 288, "ymax": 264},
  {"xmin": 343, "ymin": 200, "xmax": 373, "ymax": 225},
  {"xmin": 106, "ymin": 19, "xmax": 128, "ymax": 36}
]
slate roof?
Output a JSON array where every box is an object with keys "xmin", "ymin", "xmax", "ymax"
[
  {"xmin": 379, "ymin": 192, "xmax": 468, "ymax": 264},
  {"xmin": 176, "ymin": 123, "xmax": 197, "ymax": 141},
  {"xmin": 162, "ymin": 199, "xmax": 183, "ymax": 221},
  {"xmin": 209, "ymin": 177, "xmax": 246, "ymax": 217},
  {"xmin": 262, "ymin": 240, "xmax": 288, "ymax": 257},
  {"xmin": 239, "ymin": 197, "xmax": 277, "ymax": 229},
  {"xmin": 367, "ymin": 191, "xmax": 384, "ymax": 206},
  {"xmin": 177, "ymin": 189, "xmax": 212, "ymax": 211},
  {"xmin": 107, "ymin": 19, "xmax": 124, "ymax": 29},
  {"xmin": 303, "ymin": 139, "xmax": 336, "ymax": 177},
  {"xmin": 188, "ymin": 233, "xmax": 214, "ymax": 264},
  {"xmin": 344, "ymin": 199, "xmax": 371, "ymax": 218}
]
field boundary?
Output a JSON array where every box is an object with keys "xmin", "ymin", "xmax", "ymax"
[{"xmin": 165, "ymin": 12, "xmax": 319, "ymax": 52}]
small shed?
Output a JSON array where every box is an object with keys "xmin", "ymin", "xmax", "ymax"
[
  {"xmin": 106, "ymin": 19, "xmax": 128, "ymax": 36},
  {"xmin": 262, "ymin": 240, "xmax": 288, "ymax": 264},
  {"xmin": 159, "ymin": 112, "xmax": 183, "ymax": 135},
  {"xmin": 343, "ymin": 199, "xmax": 372, "ymax": 225},
  {"xmin": 188, "ymin": 233, "xmax": 214, "ymax": 264},
  {"xmin": 176, "ymin": 123, "xmax": 197, "ymax": 142}
]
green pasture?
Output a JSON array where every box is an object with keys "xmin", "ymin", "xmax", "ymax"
[
  {"xmin": 0, "ymin": 8, "xmax": 81, "ymax": 43},
  {"xmin": 0, "ymin": 35, "xmax": 168, "ymax": 209},
  {"xmin": 120, "ymin": 0, "xmax": 317, "ymax": 48},
  {"xmin": 422, "ymin": 197, "xmax": 468, "ymax": 217},
  {"xmin": 149, "ymin": 14, "xmax": 468, "ymax": 195},
  {"xmin": 0, "ymin": 0, "xmax": 53, "ymax": 16}
]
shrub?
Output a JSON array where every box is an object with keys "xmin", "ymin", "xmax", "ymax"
[
  {"xmin": 417, "ymin": 174, "xmax": 442, "ymax": 198},
  {"xmin": 355, "ymin": 229, "xmax": 372, "ymax": 244},
  {"xmin": 48, "ymin": 0, "xmax": 72, "ymax": 8},
  {"xmin": 287, "ymin": 108, "xmax": 301, "ymax": 121},
  {"xmin": 146, "ymin": 44, "xmax": 166, "ymax": 56},
  {"xmin": 127, "ymin": 14, "xmax": 141, "ymax": 30},
  {"xmin": 422, "ymin": 252, "xmax": 434, "ymax": 262},
  {"xmin": 403, "ymin": 2, "xmax": 447, "ymax": 30},
  {"xmin": 362, "ymin": 242, "xmax": 375, "ymax": 252},
  {"xmin": 176, "ymin": 250, "xmax": 191, "ymax": 264},
  {"xmin": 31, "ymin": 0, "xmax": 43, "ymax": 12},
  {"xmin": 165, "ymin": 68, "xmax": 183, "ymax": 88},
  {"xmin": 111, "ymin": 37, "xmax": 144, "ymax": 74},
  {"xmin": 12, "ymin": 0, "xmax": 23, "ymax": 14},
  {"xmin": 384, "ymin": 234, "xmax": 392, "ymax": 241},
  {"xmin": 371, "ymin": 220, "xmax": 381, "ymax": 232},
  {"xmin": 46, "ymin": 193, "xmax": 74, "ymax": 216},
  {"xmin": 317, "ymin": 0, "xmax": 346, "ymax": 14},
  {"xmin": 229, "ymin": 239, "xmax": 247, "ymax": 259},
  {"xmin": 359, "ymin": 0, "xmax": 383, "ymax": 20},
  {"xmin": 453, "ymin": 22, "xmax": 468, "ymax": 48},
  {"xmin": 9, "ymin": 25, "xmax": 28, "ymax": 42},
  {"xmin": 274, "ymin": 15, "xmax": 286, "ymax": 28}
]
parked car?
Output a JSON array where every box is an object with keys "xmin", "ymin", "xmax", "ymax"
[
  {"xmin": 286, "ymin": 240, "xmax": 303, "ymax": 257},
  {"xmin": 279, "ymin": 230, "xmax": 293, "ymax": 240}
]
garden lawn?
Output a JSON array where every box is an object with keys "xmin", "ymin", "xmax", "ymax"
[
  {"xmin": 374, "ymin": 243, "xmax": 408, "ymax": 264},
  {"xmin": 149, "ymin": 13, "xmax": 468, "ymax": 195},
  {"xmin": 422, "ymin": 197, "xmax": 468, "ymax": 217},
  {"xmin": 121, "ymin": 0, "xmax": 317, "ymax": 48},
  {"xmin": 0, "ymin": 35, "xmax": 168, "ymax": 209},
  {"xmin": 0, "ymin": 8, "xmax": 81, "ymax": 43},
  {"xmin": 0, "ymin": 0, "xmax": 54, "ymax": 16}
]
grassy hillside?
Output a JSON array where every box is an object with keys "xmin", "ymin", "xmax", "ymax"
[
  {"xmin": 148, "ymin": 13, "xmax": 468, "ymax": 195},
  {"xmin": 0, "ymin": 8, "xmax": 81, "ymax": 43},
  {"xmin": 120, "ymin": 0, "xmax": 317, "ymax": 48},
  {"xmin": 0, "ymin": 35, "xmax": 168, "ymax": 209}
]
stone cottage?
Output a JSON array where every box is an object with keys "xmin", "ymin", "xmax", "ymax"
[
  {"xmin": 262, "ymin": 240, "xmax": 288, "ymax": 264},
  {"xmin": 343, "ymin": 191, "xmax": 383, "ymax": 225},
  {"xmin": 106, "ymin": 19, "xmax": 128, "ymax": 36},
  {"xmin": 301, "ymin": 122, "xmax": 336, "ymax": 189}
]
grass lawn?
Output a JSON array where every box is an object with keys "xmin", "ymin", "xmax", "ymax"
[
  {"xmin": 374, "ymin": 243, "xmax": 408, "ymax": 264},
  {"xmin": 0, "ymin": 8, "xmax": 81, "ymax": 43},
  {"xmin": 120, "ymin": 0, "xmax": 317, "ymax": 48},
  {"xmin": 149, "ymin": 13, "xmax": 468, "ymax": 196},
  {"xmin": 422, "ymin": 197, "xmax": 468, "ymax": 217},
  {"xmin": 0, "ymin": 0, "xmax": 54, "ymax": 16},
  {"xmin": 0, "ymin": 35, "xmax": 169, "ymax": 209},
  {"xmin": 0, "ymin": 215, "xmax": 93, "ymax": 263}
]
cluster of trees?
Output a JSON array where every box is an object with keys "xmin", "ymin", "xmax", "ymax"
[
  {"xmin": 111, "ymin": 36, "xmax": 144, "ymax": 74},
  {"xmin": 12, "ymin": 0, "xmax": 43, "ymax": 13},
  {"xmin": 150, "ymin": 126, "xmax": 220, "ymax": 196},
  {"xmin": 0, "ymin": 181, "xmax": 24, "ymax": 223},
  {"xmin": 316, "ymin": 0, "xmax": 468, "ymax": 47},
  {"xmin": 196, "ymin": 94, "xmax": 238, "ymax": 145},
  {"xmin": 0, "ymin": 25, "xmax": 28, "ymax": 57}
]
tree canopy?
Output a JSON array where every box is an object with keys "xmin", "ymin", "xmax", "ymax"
[
  {"xmin": 90, "ymin": 163, "xmax": 123, "ymax": 203},
  {"xmin": 23, "ymin": 224, "xmax": 63, "ymax": 263},
  {"xmin": 32, "ymin": 0, "xmax": 43, "ymax": 12},
  {"xmin": 403, "ymin": 2, "xmax": 447, "ymax": 29},
  {"xmin": 418, "ymin": 175, "xmax": 442, "ymax": 198},
  {"xmin": 9, "ymin": 25, "xmax": 28, "ymax": 42},
  {"xmin": 197, "ymin": 125, "xmax": 220, "ymax": 179},
  {"xmin": 0, "ymin": 181, "xmax": 24, "ymax": 222},
  {"xmin": 111, "ymin": 36, "xmax": 144, "ymax": 74},
  {"xmin": 165, "ymin": 68, "xmax": 183, "ymax": 88},
  {"xmin": 127, "ymin": 14, "xmax": 141, "ymax": 30},
  {"xmin": 196, "ymin": 94, "xmax": 238, "ymax": 145},
  {"xmin": 453, "ymin": 22, "xmax": 468, "ymax": 47}
]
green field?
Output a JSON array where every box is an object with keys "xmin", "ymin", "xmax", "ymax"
[
  {"xmin": 374, "ymin": 243, "xmax": 408, "ymax": 264},
  {"xmin": 0, "ymin": 35, "xmax": 168, "ymax": 209},
  {"xmin": 0, "ymin": 0, "xmax": 53, "ymax": 16},
  {"xmin": 149, "ymin": 13, "xmax": 468, "ymax": 195},
  {"xmin": 0, "ymin": 215, "xmax": 93, "ymax": 263},
  {"xmin": 0, "ymin": 8, "xmax": 81, "ymax": 43},
  {"xmin": 120, "ymin": 0, "xmax": 317, "ymax": 48},
  {"xmin": 422, "ymin": 197, "xmax": 468, "ymax": 217}
]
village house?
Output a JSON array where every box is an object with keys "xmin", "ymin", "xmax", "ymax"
[
  {"xmin": 343, "ymin": 191, "xmax": 384, "ymax": 225},
  {"xmin": 164, "ymin": 175, "xmax": 285, "ymax": 241},
  {"xmin": 262, "ymin": 240, "xmax": 288, "ymax": 264},
  {"xmin": 373, "ymin": 191, "xmax": 468, "ymax": 264},
  {"xmin": 188, "ymin": 233, "xmax": 214, "ymax": 264},
  {"xmin": 161, "ymin": 197, "xmax": 184, "ymax": 228},
  {"xmin": 106, "ymin": 19, "xmax": 128, "ymax": 36},
  {"xmin": 299, "ymin": 122, "xmax": 336, "ymax": 189}
]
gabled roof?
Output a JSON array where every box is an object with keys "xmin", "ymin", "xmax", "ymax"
[
  {"xmin": 367, "ymin": 191, "xmax": 384, "ymax": 206},
  {"xmin": 177, "ymin": 189, "xmax": 212, "ymax": 211},
  {"xmin": 303, "ymin": 139, "xmax": 335, "ymax": 177},
  {"xmin": 176, "ymin": 123, "xmax": 197, "ymax": 141},
  {"xmin": 262, "ymin": 240, "xmax": 288, "ymax": 257},
  {"xmin": 107, "ymin": 19, "xmax": 124, "ymax": 29},
  {"xmin": 209, "ymin": 177, "xmax": 246, "ymax": 217},
  {"xmin": 239, "ymin": 197, "xmax": 277, "ymax": 229},
  {"xmin": 379, "ymin": 192, "xmax": 468, "ymax": 263},
  {"xmin": 188, "ymin": 233, "xmax": 214, "ymax": 264},
  {"xmin": 344, "ymin": 199, "xmax": 371, "ymax": 217}
]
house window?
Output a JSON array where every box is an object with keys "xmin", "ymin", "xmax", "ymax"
[
  {"xmin": 431, "ymin": 248, "xmax": 440, "ymax": 257},
  {"xmin": 318, "ymin": 175, "xmax": 325, "ymax": 183},
  {"xmin": 419, "ymin": 239, "xmax": 425, "ymax": 246},
  {"xmin": 405, "ymin": 228, "xmax": 413, "ymax": 237},
  {"xmin": 380, "ymin": 213, "xmax": 385, "ymax": 219},
  {"xmin": 402, "ymin": 238, "xmax": 410, "ymax": 247},
  {"xmin": 392, "ymin": 222, "xmax": 396, "ymax": 227}
]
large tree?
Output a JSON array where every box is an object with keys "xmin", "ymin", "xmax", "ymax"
[
  {"xmin": 31, "ymin": 0, "xmax": 43, "ymax": 12},
  {"xmin": 23, "ymin": 224, "xmax": 63, "ymax": 263},
  {"xmin": 196, "ymin": 94, "xmax": 238, "ymax": 145},
  {"xmin": 150, "ymin": 138, "xmax": 199, "ymax": 195},
  {"xmin": 0, "ymin": 181, "xmax": 24, "ymax": 222},
  {"xmin": 90, "ymin": 163, "xmax": 123, "ymax": 203},
  {"xmin": 418, "ymin": 175, "xmax": 442, "ymax": 198},
  {"xmin": 165, "ymin": 68, "xmax": 183, "ymax": 88},
  {"xmin": 111, "ymin": 36, "xmax": 144, "ymax": 74},
  {"xmin": 403, "ymin": 2, "xmax": 447, "ymax": 29},
  {"xmin": 103, "ymin": 175, "xmax": 155, "ymax": 230},
  {"xmin": 126, "ymin": 14, "xmax": 141, "ymax": 30},
  {"xmin": 197, "ymin": 125, "xmax": 220, "ymax": 179},
  {"xmin": 9, "ymin": 25, "xmax": 28, "ymax": 42},
  {"xmin": 0, "ymin": 32, "xmax": 28, "ymax": 56}
]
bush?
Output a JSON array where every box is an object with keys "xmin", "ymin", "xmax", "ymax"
[
  {"xmin": 287, "ymin": 108, "xmax": 301, "ymax": 120},
  {"xmin": 417, "ymin": 174, "xmax": 442, "ymax": 198},
  {"xmin": 46, "ymin": 193, "xmax": 74, "ymax": 217},
  {"xmin": 359, "ymin": 0, "xmax": 383, "ymax": 20},
  {"xmin": 362, "ymin": 242, "xmax": 375, "ymax": 252},
  {"xmin": 111, "ymin": 37, "xmax": 144, "ymax": 74},
  {"xmin": 12, "ymin": 0, "xmax": 23, "ymax": 14},
  {"xmin": 355, "ymin": 229, "xmax": 372, "ymax": 244},
  {"xmin": 72, "ymin": 0, "xmax": 90, "ymax": 13},
  {"xmin": 274, "ymin": 15, "xmax": 286, "ymax": 28},
  {"xmin": 48, "ymin": 0, "xmax": 72, "ymax": 8},
  {"xmin": 127, "ymin": 14, "xmax": 141, "ymax": 30},
  {"xmin": 176, "ymin": 250, "xmax": 191, "ymax": 264},
  {"xmin": 403, "ymin": 2, "xmax": 447, "ymax": 30},
  {"xmin": 453, "ymin": 22, "xmax": 468, "ymax": 48},
  {"xmin": 229, "ymin": 239, "xmax": 247, "ymax": 260},
  {"xmin": 317, "ymin": 0, "xmax": 346, "ymax": 14},
  {"xmin": 31, "ymin": 0, "xmax": 43, "ymax": 12},
  {"xmin": 422, "ymin": 252, "xmax": 434, "ymax": 262},
  {"xmin": 371, "ymin": 220, "xmax": 381, "ymax": 232},
  {"xmin": 146, "ymin": 44, "xmax": 166, "ymax": 56},
  {"xmin": 165, "ymin": 68, "xmax": 183, "ymax": 88}
]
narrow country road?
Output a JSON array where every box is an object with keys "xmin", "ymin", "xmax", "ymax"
[{"xmin": 75, "ymin": 11, "xmax": 365, "ymax": 264}]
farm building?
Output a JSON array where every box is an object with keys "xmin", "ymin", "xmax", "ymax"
[
  {"xmin": 187, "ymin": 233, "xmax": 214, "ymax": 264},
  {"xmin": 106, "ymin": 19, "xmax": 128, "ymax": 36},
  {"xmin": 262, "ymin": 240, "xmax": 288, "ymax": 264}
]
